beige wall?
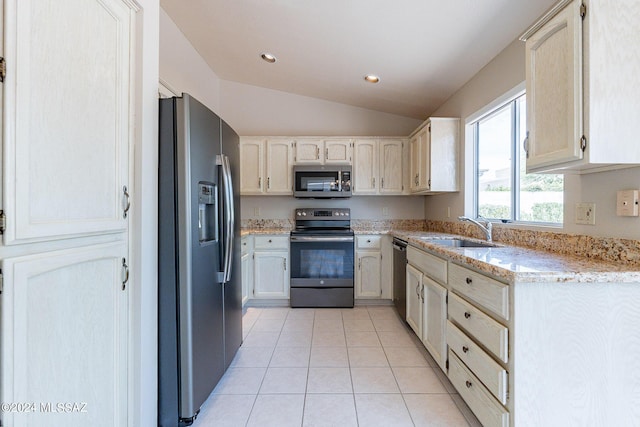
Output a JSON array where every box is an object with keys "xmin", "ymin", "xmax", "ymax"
[
  {"xmin": 242, "ymin": 196, "xmax": 425, "ymax": 221},
  {"xmin": 159, "ymin": 9, "xmax": 222, "ymax": 112},
  {"xmin": 219, "ymin": 80, "xmax": 421, "ymax": 136},
  {"xmin": 425, "ymin": 39, "xmax": 640, "ymax": 240}
]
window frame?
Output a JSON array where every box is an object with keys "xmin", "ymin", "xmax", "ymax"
[{"xmin": 467, "ymin": 85, "xmax": 563, "ymax": 226}]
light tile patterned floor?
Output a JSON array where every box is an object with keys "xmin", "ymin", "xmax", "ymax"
[{"xmin": 193, "ymin": 306, "xmax": 481, "ymax": 427}]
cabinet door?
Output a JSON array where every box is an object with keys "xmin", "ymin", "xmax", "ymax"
[
  {"xmin": 240, "ymin": 139, "xmax": 265, "ymax": 194},
  {"xmin": 409, "ymin": 134, "xmax": 421, "ymax": 193},
  {"xmin": 420, "ymin": 124, "xmax": 432, "ymax": 191},
  {"xmin": 406, "ymin": 264, "xmax": 423, "ymax": 337},
  {"xmin": 265, "ymin": 139, "xmax": 294, "ymax": 194},
  {"xmin": 253, "ymin": 251, "xmax": 289, "ymax": 298},
  {"xmin": 409, "ymin": 129, "xmax": 430, "ymax": 193},
  {"xmin": 353, "ymin": 139, "xmax": 378, "ymax": 194},
  {"xmin": 295, "ymin": 139, "xmax": 323, "ymax": 164},
  {"xmin": 241, "ymin": 252, "xmax": 252, "ymax": 306},
  {"xmin": 422, "ymin": 276, "xmax": 447, "ymax": 372},
  {"xmin": 1, "ymin": 242, "xmax": 128, "ymax": 427},
  {"xmin": 355, "ymin": 250, "xmax": 382, "ymax": 298},
  {"xmin": 525, "ymin": 0, "xmax": 583, "ymax": 172},
  {"xmin": 379, "ymin": 139, "xmax": 404, "ymax": 194},
  {"xmin": 3, "ymin": 0, "xmax": 135, "ymax": 244},
  {"xmin": 324, "ymin": 139, "xmax": 352, "ymax": 164}
]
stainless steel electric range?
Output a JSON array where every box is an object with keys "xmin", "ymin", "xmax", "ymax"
[{"xmin": 289, "ymin": 208, "xmax": 354, "ymax": 308}]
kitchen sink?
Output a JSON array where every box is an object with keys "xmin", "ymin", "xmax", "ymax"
[{"xmin": 425, "ymin": 238, "xmax": 496, "ymax": 248}]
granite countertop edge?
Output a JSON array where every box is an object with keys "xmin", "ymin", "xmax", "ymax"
[{"xmin": 241, "ymin": 227, "xmax": 640, "ymax": 283}]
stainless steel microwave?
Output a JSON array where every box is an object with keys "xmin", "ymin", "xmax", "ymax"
[{"xmin": 293, "ymin": 165, "xmax": 352, "ymax": 198}]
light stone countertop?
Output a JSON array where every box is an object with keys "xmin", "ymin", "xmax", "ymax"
[
  {"xmin": 392, "ymin": 231, "xmax": 640, "ymax": 284},
  {"xmin": 240, "ymin": 227, "xmax": 640, "ymax": 284}
]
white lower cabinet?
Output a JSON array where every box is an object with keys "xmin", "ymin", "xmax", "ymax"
[
  {"xmin": 421, "ymin": 276, "xmax": 447, "ymax": 371},
  {"xmin": 447, "ymin": 263, "xmax": 510, "ymax": 427},
  {"xmin": 406, "ymin": 246, "xmax": 448, "ymax": 372},
  {"xmin": 251, "ymin": 235, "xmax": 290, "ymax": 299},
  {"xmin": 241, "ymin": 235, "xmax": 253, "ymax": 306},
  {"xmin": 355, "ymin": 235, "xmax": 382, "ymax": 298},
  {"xmin": 449, "ymin": 351, "xmax": 509, "ymax": 427},
  {"xmin": 405, "ymin": 263, "xmax": 423, "ymax": 339}
]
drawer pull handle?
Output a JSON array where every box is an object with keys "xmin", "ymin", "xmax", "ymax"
[
  {"xmin": 465, "ymin": 381, "xmax": 472, "ymax": 388},
  {"xmin": 464, "ymin": 312, "xmax": 471, "ymax": 319},
  {"xmin": 462, "ymin": 346, "xmax": 469, "ymax": 353},
  {"xmin": 466, "ymin": 277, "xmax": 473, "ymax": 284}
]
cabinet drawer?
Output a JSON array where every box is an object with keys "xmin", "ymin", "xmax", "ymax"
[
  {"xmin": 449, "ymin": 263, "xmax": 509, "ymax": 320},
  {"xmin": 407, "ymin": 246, "xmax": 447, "ymax": 283},
  {"xmin": 447, "ymin": 320, "xmax": 508, "ymax": 404},
  {"xmin": 241, "ymin": 236, "xmax": 253, "ymax": 255},
  {"xmin": 254, "ymin": 235, "xmax": 289, "ymax": 249},
  {"xmin": 449, "ymin": 293, "xmax": 508, "ymax": 363},
  {"xmin": 356, "ymin": 235, "xmax": 381, "ymax": 249},
  {"xmin": 448, "ymin": 351, "xmax": 509, "ymax": 427}
]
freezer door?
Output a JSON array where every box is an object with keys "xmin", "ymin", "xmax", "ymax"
[{"xmin": 175, "ymin": 94, "xmax": 225, "ymax": 421}]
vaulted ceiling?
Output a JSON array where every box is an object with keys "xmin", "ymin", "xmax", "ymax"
[{"xmin": 161, "ymin": 0, "xmax": 555, "ymax": 119}]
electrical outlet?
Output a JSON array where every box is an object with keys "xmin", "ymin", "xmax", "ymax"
[
  {"xmin": 382, "ymin": 207, "xmax": 389, "ymax": 216},
  {"xmin": 575, "ymin": 202, "xmax": 596, "ymax": 225},
  {"xmin": 447, "ymin": 207, "xmax": 451, "ymax": 218},
  {"xmin": 617, "ymin": 190, "xmax": 639, "ymax": 216},
  {"xmin": 254, "ymin": 207, "xmax": 261, "ymax": 216}
]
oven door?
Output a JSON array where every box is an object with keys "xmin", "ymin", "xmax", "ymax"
[{"xmin": 289, "ymin": 235, "xmax": 354, "ymax": 287}]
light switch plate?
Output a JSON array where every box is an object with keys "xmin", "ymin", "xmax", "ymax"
[
  {"xmin": 616, "ymin": 190, "xmax": 639, "ymax": 216},
  {"xmin": 575, "ymin": 202, "xmax": 596, "ymax": 225}
]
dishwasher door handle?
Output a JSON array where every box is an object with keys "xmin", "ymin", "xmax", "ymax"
[{"xmin": 392, "ymin": 243, "xmax": 407, "ymax": 251}]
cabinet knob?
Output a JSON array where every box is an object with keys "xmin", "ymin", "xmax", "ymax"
[
  {"xmin": 465, "ymin": 277, "xmax": 473, "ymax": 285},
  {"xmin": 367, "ymin": 239, "xmax": 371, "ymax": 243},
  {"xmin": 268, "ymin": 239, "xmax": 272, "ymax": 243},
  {"xmin": 465, "ymin": 381, "xmax": 472, "ymax": 388},
  {"xmin": 462, "ymin": 346, "xmax": 469, "ymax": 353},
  {"xmin": 464, "ymin": 312, "xmax": 471, "ymax": 319}
]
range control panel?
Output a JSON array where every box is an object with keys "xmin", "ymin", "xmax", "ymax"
[{"xmin": 294, "ymin": 208, "xmax": 351, "ymax": 219}]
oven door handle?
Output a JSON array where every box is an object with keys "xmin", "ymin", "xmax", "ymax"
[{"xmin": 290, "ymin": 236, "xmax": 354, "ymax": 243}]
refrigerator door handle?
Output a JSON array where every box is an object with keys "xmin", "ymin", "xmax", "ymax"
[{"xmin": 219, "ymin": 154, "xmax": 235, "ymax": 283}]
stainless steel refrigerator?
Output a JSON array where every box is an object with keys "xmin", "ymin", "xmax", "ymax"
[{"xmin": 158, "ymin": 93, "xmax": 242, "ymax": 426}]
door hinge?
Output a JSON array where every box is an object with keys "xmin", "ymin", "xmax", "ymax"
[
  {"xmin": 0, "ymin": 57, "xmax": 5, "ymax": 82},
  {"xmin": 580, "ymin": 135, "xmax": 587, "ymax": 152},
  {"xmin": 580, "ymin": 3, "xmax": 587, "ymax": 19},
  {"xmin": 0, "ymin": 210, "xmax": 5, "ymax": 234}
]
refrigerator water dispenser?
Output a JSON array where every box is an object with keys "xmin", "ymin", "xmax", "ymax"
[{"xmin": 198, "ymin": 182, "xmax": 218, "ymax": 243}]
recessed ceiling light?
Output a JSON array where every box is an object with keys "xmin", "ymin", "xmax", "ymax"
[
  {"xmin": 261, "ymin": 53, "xmax": 277, "ymax": 63},
  {"xmin": 364, "ymin": 75, "xmax": 380, "ymax": 83}
]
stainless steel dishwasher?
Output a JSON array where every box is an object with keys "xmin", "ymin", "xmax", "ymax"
[{"xmin": 392, "ymin": 238, "xmax": 407, "ymax": 321}]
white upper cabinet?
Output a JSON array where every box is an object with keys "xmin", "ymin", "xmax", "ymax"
[
  {"xmin": 379, "ymin": 139, "xmax": 405, "ymax": 194},
  {"xmin": 294, "ymin": 138, "xmax": 352, "ymax": 165},
  {"xmin": 239, "ymin": 138, "xmax": 293, "ymax": 195},
  {"xmin": 409, "ymin": 118, "xmax": 459, "ymax": 194},
  {"xmin": 353, "ymin": 139, "xmax": 378, "ymax": 194},
  {"xmin": 353, "ymin": 138, "xmax": 406, "ymax": 195},
  {"xmin": 521, "ymin": 0, "xmax": 640, "ymax": 173},
  {"xmin": 2, "ymin": 0, "xmax": 135, "ymax": 244},
  {"xmin": 265, "ymin": 139, "xmax": 294, "ymax": 194},
  {"xmin": 239, "ymin": 138, "xmax": 265, "ymax": 194}
]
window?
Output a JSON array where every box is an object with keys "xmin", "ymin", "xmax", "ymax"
[{"xmin": 473, "ymin": 94, "xmax": 563, "ymax": 224}]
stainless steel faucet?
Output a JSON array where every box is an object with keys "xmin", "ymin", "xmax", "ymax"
[{"xmin": 458, "ymin": 216, "xmax": 492, "ymax": 242}]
